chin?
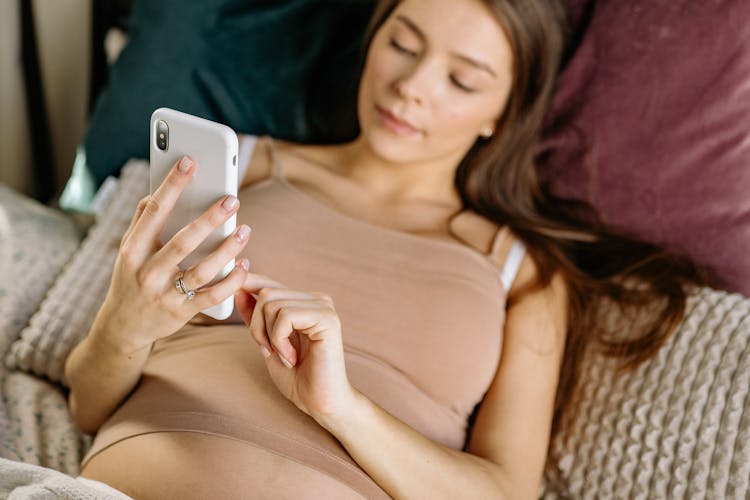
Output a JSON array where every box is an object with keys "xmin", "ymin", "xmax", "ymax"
[{"xmin": 361, "ymin": 126, "xmax": 428, "ymax": 165}]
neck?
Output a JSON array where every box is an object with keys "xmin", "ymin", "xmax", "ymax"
[{"xmin": 335, "ymin": 136, "xmax": 466, "ymax": 209}]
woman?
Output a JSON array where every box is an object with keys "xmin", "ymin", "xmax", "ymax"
[{"xmin": 65, "ymin": 0, "xmax": 699, "ymax": 498}]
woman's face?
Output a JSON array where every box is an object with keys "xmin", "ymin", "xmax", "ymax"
[{"xmin": 358, "ymin": 0, "xmax": 514, "ymax": 165}]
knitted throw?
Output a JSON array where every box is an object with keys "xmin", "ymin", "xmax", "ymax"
[{"xmin": 541, "ymin": 288, "xmax": 750, "ymax": 499}]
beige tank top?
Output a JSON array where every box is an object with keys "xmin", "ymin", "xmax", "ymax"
[{"xmin": 83, "ymin": 137, "xmax": 526, "ymax": 497}]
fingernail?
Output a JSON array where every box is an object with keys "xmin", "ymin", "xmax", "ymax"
[
  {"xmin": 178, "ymin": 157, "xmax": 193, "ymax": 172},
  {"xmin": 238, "ymin": 258, "xmax": 250, "ymax": 271},
  {"xmin": 260, "ymin": 346, "xmax": 271, "ymax": 358},
  {"xmin": 223, "ymin": 195, "xmax": 239, "ymax": 211},
  {"xmin": 236, "ymin": 225, "xmax": 251, "ymax": 242},
  {"xmin": 279, "ymin": 354, "xmax": 294, "ymax": 369}
]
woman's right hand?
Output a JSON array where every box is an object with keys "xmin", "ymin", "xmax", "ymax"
[{"xmin": 92, "ymin": 156, "xmax": 251, "ymax": 353}]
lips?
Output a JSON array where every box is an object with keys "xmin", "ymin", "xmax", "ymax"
[{"xmin": 375, "ymin": 105, "xmax": 421, "ymax": 136}]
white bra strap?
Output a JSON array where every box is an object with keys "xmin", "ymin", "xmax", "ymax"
[
  {"xmin": 499, "ymin": 240, "xmax": 526, "ymax": 292},
  {"xmin": 237, "ymin": 134, "xmax": 258, "ymax": 184}
]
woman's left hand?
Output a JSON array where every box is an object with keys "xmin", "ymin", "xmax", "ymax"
[{"xmin": 235, "ymin": 273, "xmax": 356, "ymax": 420}]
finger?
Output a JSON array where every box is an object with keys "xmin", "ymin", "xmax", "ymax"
[
  {"xmin": 246, "ymin": 285, "xmax": 301, "ymax": 352},
  {"xmin": 129, "ymin": 157, "xmax": 195, "ymax": 259},
  {"xmin": 234, "ymin": 290, "xmax": 257, "ymax": 326},
  {"xmin": 187, "ymin": 258, "xmax": 250, "ymax": 312},
  {"xmin": 122, "ymin": 196, "xmax": 149, "ymax": 244},
  {"xmin": 241, "ymin": 272, "xmax": 288, "ymax": 294},
  {"xmin": 180, "ymin": 224, "xmax": 251, "ymax": 289},
  {"xmin": 255, "ymin": 289, "xmax": 331, "ymax": 341},
  {"xmin": 249, "ymin": 288, "xmax": 272, "ymax": 353},
  {"xmin": 145, "ymin": 193, "xmax": 240, "ymax": 278},
  {"xmin": 261, "ymin": 292, "xmax": 323, "ymax": 343},
  {"xmin": 247, "ymin": 284, "xmax": 300, "ymax": 353},
  {"xmin": 253, "ymin": 289, "xmax": 316, "ymax": 344},
  {"xmin": 268, "ymin": 306, "xmax": 329, "ymax": 368},
  {"xmin": 261, "ymin": 295, "xmax": 328, "ymax": 337}
]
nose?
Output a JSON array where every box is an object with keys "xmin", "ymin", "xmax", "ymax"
[{"xmin": 392, "ymin": 58, "xmax": 437, "ymax": 105}]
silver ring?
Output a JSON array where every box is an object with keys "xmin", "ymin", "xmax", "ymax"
[{"xmin": 175, "ymin": 271, "xmax": 196, "ymax": 301}]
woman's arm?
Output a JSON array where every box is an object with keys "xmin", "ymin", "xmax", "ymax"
[
  {"xmin": 65, "ymin": 319, "xmax": 153, "ymax": 435},
  {"xmin": 317, "ymin": 390, "xmax": 512, "ymax": 498},
  {"xmin": 65, "ymin": 156, "xmax": 250, "ymax": 434},
  {"xmin": 318, "ymin": 272, "xmax": 567, "ymax": 499},
  {"xmin": 238, "ymin": 261, "xmax": 568, "ymax": 499}
]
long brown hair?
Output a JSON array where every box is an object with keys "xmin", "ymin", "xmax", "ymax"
[{"xmin": 364, "ymin": 0, "xmax": 704, "ymax": 461}]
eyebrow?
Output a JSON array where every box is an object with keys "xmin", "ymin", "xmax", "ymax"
[{"xmin": 395, "ymin": 15, "xmax": 499, "ymax": 79}]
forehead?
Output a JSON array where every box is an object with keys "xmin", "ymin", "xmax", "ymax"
[{"xmin": 389, "ymin": 0, "xmax": 512, "ymax": 61}]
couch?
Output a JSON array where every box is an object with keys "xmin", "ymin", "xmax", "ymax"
[{"xmin": 1, "ymin": 0, "xmax": 748, "ymax": 497}]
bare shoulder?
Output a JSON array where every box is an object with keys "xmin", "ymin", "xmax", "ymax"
[
  {"xmin": 449, "ymin": 211, "xmax": 502, "ymax": 254},
  {"xmin": 504, "ymin": 247, "xmax": 568, "ymax": 360},
  {"xmin": 450, "ymin": 212, "xmax": 568, "ymax": 352},
  {"xmin": 449, "ymin": 211, "xmax": 541, "ymax": 295}
]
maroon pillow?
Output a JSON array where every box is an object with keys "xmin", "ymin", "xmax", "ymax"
[{"xmin": 539, "ymin": 0, "xmax": 750, "ymax": 296}]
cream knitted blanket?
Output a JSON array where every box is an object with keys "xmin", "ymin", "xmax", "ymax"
[{"xmin": 541, "ymin": 288, "xmax": 750, "ymax": 499}]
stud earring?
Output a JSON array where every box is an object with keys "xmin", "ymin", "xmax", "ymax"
[{"xmin": 480, "ymin": 127, "xmax": 494, "ymax": 139}]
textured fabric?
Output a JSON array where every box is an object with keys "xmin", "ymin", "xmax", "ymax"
[
  {"xmin": 0, "ymin": 186, "xmax": 81, "ymax": 356},
  {"xmin": 68, "ymin": 0, "xmax": 374, "ymax": 196},
  {"xmin": 538, "ymin": 0, "xmax": 750, "ymax": 295},
  {"xmin": 1, "ymin": 172, "xmax": 749, "ymax": 495},
  {"xmin": 541, "ymin": 288, "xmax": 750, "ymax": 499},
  {"xmin": 82, "ymin": 325, "xmax": 390, "ymax": 499},
  {"xmin": 64, "ymin": 0, "xmax": 750, "ymax": 291},
  {"xmin": 0, "ymin": 457, "xmax": 131, "ymax": 500},
  {"xmin": 2, "ymin": 287, "xmax": 747, "ymax": 498},
  {"xmin": 0, "ymin": 367, "xmax": 90, "ymax": 474},
  {"xmin": 82, "ymin": 158, "xmax": 511, "ymax": 497},
  {"xmin": 5, "ymin": 162, "xmax": 148, "ymax": 383}
]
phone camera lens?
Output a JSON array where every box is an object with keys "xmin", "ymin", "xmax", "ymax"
[{"xmin": 156, "ymin": 120, "xmax": 169, "ymax": 151}]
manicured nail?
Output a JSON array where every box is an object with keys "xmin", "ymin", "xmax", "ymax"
[
  {"xmin": 178, "ymin": 157, "xmax": 193, "ymax": 172},
  {"xmin": 279, "ymin": 354, "xmax": 294, "ymax": 369},
  {"xmin": 236, "ymin": 225, "xmax": 251, "ymax": 242},
  {"xmin": 223, "ymin": 195, "xmax": 239, "ymax": 211},
  {"xmin": 238, "ymin": 258, "xmax": 250, "ymax": 271},
  {"xmin": 260, "ymin": 345, "xmax": 271, "ymax": 358}
]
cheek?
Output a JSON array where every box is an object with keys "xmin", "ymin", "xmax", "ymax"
[
  {"xmin": 436, "ymin": 91, "xmax": 507, "ymax": 133},
  {"xmin": 359, "ymin": 58, "xmax": 388, "ymax": 107},
  {"xmin": 362, "ymin": 40, "xmax": 395, "ymax": 83},
  {"xmin": 434, "ymin": 104, "xmax": 483, "ymax": 133},
  {"xmin": 366, "ymin": 57, "xmax": 397, "ymax": 92}
]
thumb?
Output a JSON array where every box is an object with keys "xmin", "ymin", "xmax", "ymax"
[{"xmin": 234, "ymin": 292, "xmax": 256, "ymax": 326}]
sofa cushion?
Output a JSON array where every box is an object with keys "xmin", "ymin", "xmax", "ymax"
[
  {"xmin": 541, "ymin": 287, "xmax": 750, "ymax": 498},
  {"xmin": 6, "ymin": 162, "xmax": 147, "ymax": 384},
  {"xmin": 0, "ymin": 186, "xmax": 81, "ymax": 357},
  {"xmin": 538, "ymin": 0, "xmax": 750, "ymax": 295},
  {"xmin": 65, "ymin": 0, "xmax": 374, "ymax": 198}
]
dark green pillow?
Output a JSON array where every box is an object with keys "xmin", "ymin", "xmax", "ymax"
[{"xmin": 61, "ymin": 0, "xmax": 375, "ymax": 211}]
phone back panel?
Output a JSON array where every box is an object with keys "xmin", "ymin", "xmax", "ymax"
[{"xmin": 149, "ymin": 108, "xmax": 238, "ymax": 318}]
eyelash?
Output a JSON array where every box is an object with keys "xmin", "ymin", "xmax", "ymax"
[
  {"xmin": 389, "ymin": 39, "xmax": 476, "ymax": 94},
  {"xmin": 450, "ymin": 77, "xmax": 475, "ymax": 93},
  {"xmin": 389, "ymin": 39, "xmax": 418, "ymax": 57}
]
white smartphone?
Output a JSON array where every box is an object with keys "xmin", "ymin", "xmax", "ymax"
[{"xmin": 149, "ymin": 107, "xmax": 239, "ymax": 320}]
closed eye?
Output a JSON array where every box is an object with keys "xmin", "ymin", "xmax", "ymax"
[
  {"xmin": 450, "ymin": 76, "xmax": 476, "ymax": 93},
  {"xmin": 389, "ymin": 39, "xmax": 418, "ymax": 57}
]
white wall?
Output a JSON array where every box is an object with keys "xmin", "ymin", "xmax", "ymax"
[{"xmin": 0, "ymin": 0, "xmax": 91, "ymax": 199}]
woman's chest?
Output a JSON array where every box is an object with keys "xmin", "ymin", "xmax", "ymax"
[{"xmin": 236, "ymin": 186, "xmax": 507, "ymax": 410}]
